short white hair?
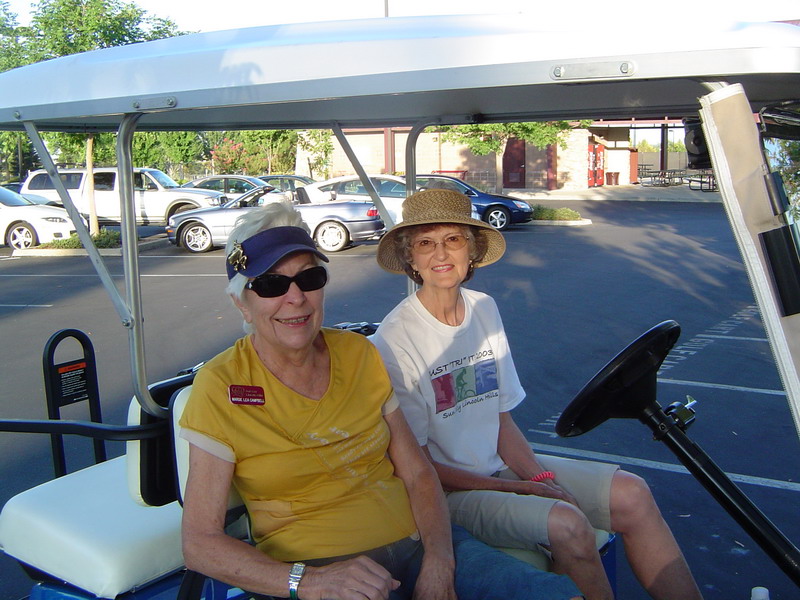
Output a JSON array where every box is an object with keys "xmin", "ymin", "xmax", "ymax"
[
  {"xmin": 225, "ymin": 202, "xmax": 310, "ymax": 301},
  {"xmin": 225, "ymin": 203, "xmax": 313, "ymax": 334}
]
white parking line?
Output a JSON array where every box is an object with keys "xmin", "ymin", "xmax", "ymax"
[
  {"xmin": 0, "ymin": 304, "xmax": 53, "ymax": 308},
  {"xmin": 697, "ymin": 334, "xmax": 770, "ymax": 342},
  {"xmin": 530, "ymin": 442, "xmax": 800, "ymax": 493},
  {"xmin": 0, "ymin": 273, "xmax": 223, "ymax": 277},
  {"xmin": 658, "ymin": 378, "xmax": 785, "ymax": 396}
]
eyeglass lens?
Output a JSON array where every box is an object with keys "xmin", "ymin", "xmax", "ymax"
[
  {"xmin": 412, "ymin": 234, "xmax": 468, "ymax": 254},
  {"xmin": 247, "ymin": 266, "xmax": 328, "ymax": 298}
]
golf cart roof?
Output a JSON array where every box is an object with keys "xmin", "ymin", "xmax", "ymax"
[{"xmin": 0, "ymin": 14, "xmax": 798, "ymax": 132}]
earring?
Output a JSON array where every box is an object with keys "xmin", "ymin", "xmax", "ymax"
[{"xmin": 412, "ymin": 269, "xmax": 420, "ymax": 279}]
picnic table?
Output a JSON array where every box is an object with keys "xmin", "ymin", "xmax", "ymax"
[
  {"xmin": 686, "ymin": 169, "xmax": 718, "ymax": 192},
  {"xmin": 640, "ymin": 168, "xmax": 686, "ymax": 187}
]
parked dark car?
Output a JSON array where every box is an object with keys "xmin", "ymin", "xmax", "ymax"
[
  {"xmin": 166, "ymin": 186, "xmax": 384, "ymax": 253},
  {"xmin": 413, "ymin": 174, "xmax": 533, "ymax": 230},
  {"xmin": 181, "ymin": 175, "xmax": 280, "ymax": 200}
]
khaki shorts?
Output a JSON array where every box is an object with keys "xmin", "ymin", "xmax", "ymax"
[{"xmin": 446, "ymin": 454, "xmax": 619, "ymax": 548}]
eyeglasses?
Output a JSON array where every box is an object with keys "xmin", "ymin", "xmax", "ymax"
[
  {"xmin": 411, "ymin": 233, "xmax": 469, "ymax": 254},
  {"xmin": 246, "ymin": 266, "xmax": 328, "ymax": 298}
]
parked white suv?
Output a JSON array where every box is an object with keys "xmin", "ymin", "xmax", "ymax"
[{"xmin": 21, "ymin": 168, "xmax": 227, "ymax": 225}]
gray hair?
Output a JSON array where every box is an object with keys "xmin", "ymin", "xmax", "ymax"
[{"xmin": 225, "ymin": 202, "xmax": 311, "ymax": 334}]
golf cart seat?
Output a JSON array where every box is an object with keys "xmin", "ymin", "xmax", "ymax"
[{"xmin": 0, "ymin": 375, "xmax": 194, "ymax": 599}]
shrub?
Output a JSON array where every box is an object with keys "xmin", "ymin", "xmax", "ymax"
[
  {"xmin": 531, "ymin": 204, "xmax": 582, "ymax": 221},
  {"xmin": 40, "ymin": 228, "xmax": 123, "ymax": 249}
]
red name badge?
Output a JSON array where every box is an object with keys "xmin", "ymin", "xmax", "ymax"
[{"xmin": 229, "ymin": 385, "xmax": 266, "ymax": 405}]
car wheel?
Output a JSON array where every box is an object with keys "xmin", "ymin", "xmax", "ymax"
[
  {"xmin": 7, "ymin": 222, "xmax": 38, "ymax": 249},
  {"xmin": 181, "ymin": 223, "xmax": 213, "ymax": 253},
  {"xmin": 484, "ymin": 206, "xmax": 511, "ymax": 231},
  {"xmin": 315, "ymin": 221, "xmax": 350, "ymax": 252}
]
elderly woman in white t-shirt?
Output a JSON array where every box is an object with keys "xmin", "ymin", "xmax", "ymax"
[{"xmin": 371, "ymin": 189, "xmax": 703, "ymax": 600}]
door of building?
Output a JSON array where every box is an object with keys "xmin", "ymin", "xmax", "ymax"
[
  {"xmin": 588, "ymin": 143, "xmax": 605, "ymax": 187},
  {"xmin": 502, "ymin": 138, "xmax": 526, "ymax": 188}
]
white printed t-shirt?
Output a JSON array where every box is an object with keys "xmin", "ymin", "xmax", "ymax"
[{"xmin": 372, "ymin": 288, "xmax": 525, "ymax": 476}]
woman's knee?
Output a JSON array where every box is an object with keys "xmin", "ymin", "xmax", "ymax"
[
  {"xmin": 547, "ymin": 502, "xmax": 596, "ymax": 549},
  {"xmin": 610, "ymin": 470, "xmax": 660, "ymax": 528}
]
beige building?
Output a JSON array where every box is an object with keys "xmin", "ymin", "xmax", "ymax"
[{"xmin": 296, "ymin": 123, "xmax": 655, "ymax": 192}]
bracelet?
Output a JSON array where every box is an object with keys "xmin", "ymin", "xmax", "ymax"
[
  {"xmin": 288, "ymin": 562, "xmax": 305, "ymax": 600},
  {"xmin": 531, "ymin": 471, "xmax": 555, "ymax": 483}
]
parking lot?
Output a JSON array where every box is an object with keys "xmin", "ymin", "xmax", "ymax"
[{"xmin": 1, "ymin": 198, "xmax": 799, "ymax": 599}]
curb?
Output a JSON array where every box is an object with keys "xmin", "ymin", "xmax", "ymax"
[
  {"xmin": 12, "ymin": 235, "xmax": 170, "ymax": 257},
  {"xmin": 527, "ymin": 218, "xmax": 593, "ymax": 227}
]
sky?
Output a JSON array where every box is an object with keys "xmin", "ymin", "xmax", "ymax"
[{"xmin": 4, "ymin": 0, "xmax": 800, "ymax": 33}]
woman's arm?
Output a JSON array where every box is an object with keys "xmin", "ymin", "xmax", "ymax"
[
  {"xmin": 182, "ymin": 445, "xmax": 398, "ymax": 600},
  {"xmin": 496, "ymin": 411, "xmax": 546, "ymax": 479},
  {"xmin": 419, "ymin": 413, "xmax": 575, "ymax": 504},
  {"xmin": 384, "ymin": 409, "xmax": 456, "ymax": 600}
]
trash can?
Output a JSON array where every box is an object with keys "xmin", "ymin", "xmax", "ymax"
[{"xmin": 606, "ymin": 172, "xmax": 620, "ymax": 185}]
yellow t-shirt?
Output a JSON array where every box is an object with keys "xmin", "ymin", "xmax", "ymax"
[{"xmin": 179, "ymin": 328, "xmax": 417, "ymax": 561}]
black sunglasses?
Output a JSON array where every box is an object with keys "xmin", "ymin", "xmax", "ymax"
[{"xmin": 246, "ymin": 266, "xmax": 328, "ymax": 298}]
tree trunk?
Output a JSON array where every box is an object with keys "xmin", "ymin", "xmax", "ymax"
[
  {"xmin": 85, "ymin": 135, "xmax": 100, "ymax": 236},
  {"xmin": 494, "ymin": 140, "xmax": 507, "ymax": 194}
]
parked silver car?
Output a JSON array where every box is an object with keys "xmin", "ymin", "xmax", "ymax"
[{"xmin": 166, "ymin": 186, "xmax": 385, "ymax": 253}]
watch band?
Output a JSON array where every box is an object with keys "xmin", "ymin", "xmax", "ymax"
[{"xmin": 288, "ymin": 561, "xmax": 306, "ymax": 600}]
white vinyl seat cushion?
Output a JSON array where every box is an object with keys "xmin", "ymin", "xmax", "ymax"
[{"xmin": 0, "ymin": 456, "xmax": 184, "ymax": 598}]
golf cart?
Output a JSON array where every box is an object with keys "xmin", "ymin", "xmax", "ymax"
[{"xmin": 0, "ymin": 12, "xmax": 799, "ymax": 600}]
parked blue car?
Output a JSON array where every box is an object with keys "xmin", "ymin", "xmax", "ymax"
[{"xmin": 413, "ymin": 174, "xmax": 533, "ymax": 231}]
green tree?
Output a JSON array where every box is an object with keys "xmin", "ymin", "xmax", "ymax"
[
  {"xmin": 0, "ymin": 1, "xmax": 24, "ymax": 71},
  {"xmin": 299, "ymin": 130, "xmax": 334, "ymax": 180},
  {"xmin": 25, "ymin": 0, "xmax": 182, "ymax": 165},
  {"xmin": 770, "ymin": 139, "xmax": 800, "ymax": 214},
  {"xmin": 0, "ymin": 2, "xmax": 34, "ymax": 181},
  {"xmin": 667, "ymin": 140, "xmax": 686, "ymax": 153},
  {"xmin": 133, "ymin": 131, "xmax": 206, "ymax": 171},
  {"xmin": 635, "ymin": 139, "xmax": 659, "ymax": 152},
  {"xmin": 439, "ymin": 121, "xmax": 589, "ymax": 193},
  {"xmin": 11, "ymin": 0, "xmax": 183, "ymax": 230},
  {"xmin": 210, "ymin": 137, "xmax": 247, "ymax": 173},
  {"xmin": 25, "ymin": 0, "xmax": 180, "ymax": 62}
]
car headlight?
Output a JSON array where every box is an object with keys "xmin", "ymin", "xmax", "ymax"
[
  {"xmin": 43, "ymin": 216, "xmax": 68, "ymax": 223},
  {"xmin": 513, "ymin": 201, "xmax": 531, "ymax": 210}
]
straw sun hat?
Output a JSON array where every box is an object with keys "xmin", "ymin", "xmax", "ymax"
[{"xmin": 376, "ymin": 188, "xmax": 506, "ymax": 274}]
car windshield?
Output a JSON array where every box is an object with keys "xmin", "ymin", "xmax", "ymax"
[
  {"xmin": 147, "ymin": 169, "xmax": 180, "ymax": 189},
  {"xmin": 0, "ymin": 186, "xmax": 34, "ymax": 206}
]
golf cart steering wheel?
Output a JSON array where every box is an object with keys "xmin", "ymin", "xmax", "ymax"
[{"xmin": 555, "ymin": 320, "xmax": 681, "ymax": 437}]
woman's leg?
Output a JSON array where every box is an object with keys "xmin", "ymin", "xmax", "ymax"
[
  {"xmin": 609, "ymin": 470, "xmax": 703, "ymax": 600},
  {"xmin": 546, "ymin": 501, "xmax": 614, "ymax": 600},
  {"xmin": 451, "ymin": 525, "xmax": 582, "ymax": 600},
  {"xmin": 447, "ymin": 487, "xmax": 609, "ymax": 600}
]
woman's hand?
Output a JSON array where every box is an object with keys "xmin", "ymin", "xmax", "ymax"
[
  {"xmin": 301, "ymin": 556, "xmax": 400, "ymax": 600},
  {"xmin": 513, "ymin": 479, "xmax": 579, "ymax": 507}
]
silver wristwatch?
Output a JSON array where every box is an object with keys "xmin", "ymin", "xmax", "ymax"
[{"xmin": 288, "ymin": 561, "xmax": 306, "ymax": 600}]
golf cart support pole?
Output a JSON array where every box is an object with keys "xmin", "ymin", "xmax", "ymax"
[
  {"xmin": 640, "ymin": 404, "xmax": 800, "ymax": 586},
  {"xmin": 117, "ymin": 113, "xmax": 166, "ymax": 419},
  {"xmin": 23, "ymin": 121, "xmax": 132, "ymax": 325},
  {"xmin": 403, "ymin": 119, "xmax": 436, "ymax": 297},
  {"xmin": 332, "ymin": 123, "xmax": 395, "ymax": 227}
]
